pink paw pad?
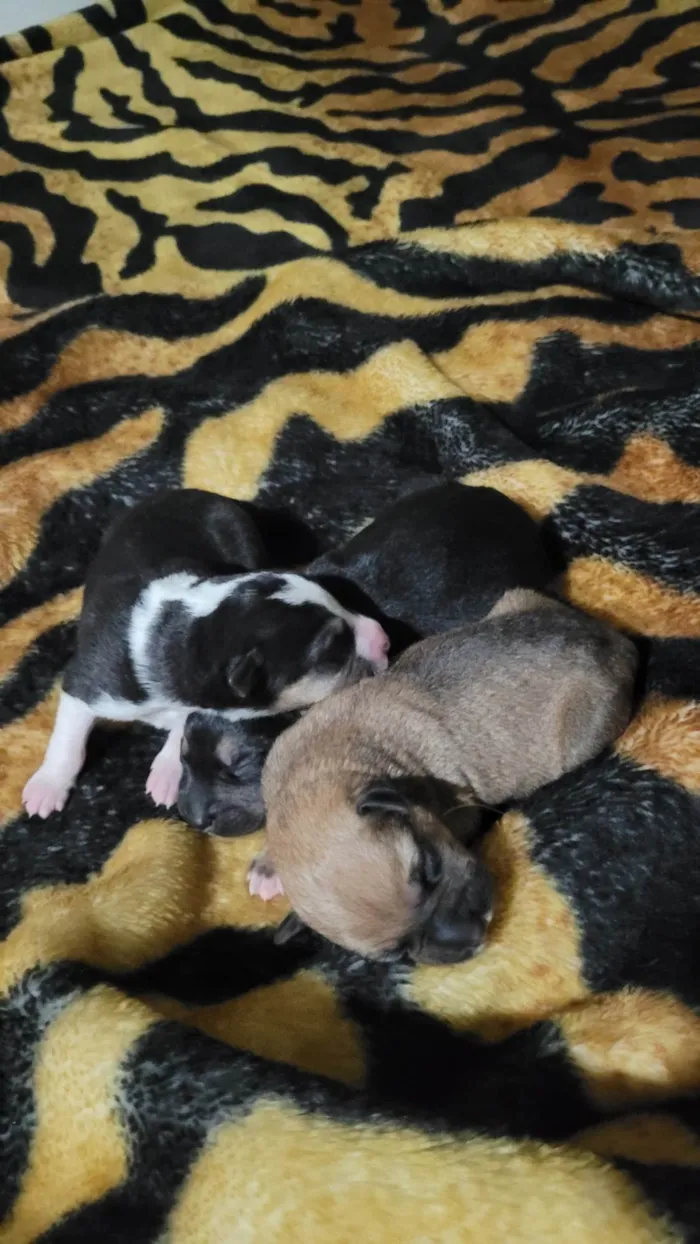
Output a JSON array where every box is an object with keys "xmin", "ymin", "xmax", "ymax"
[
  {"xmin": 247, "ymin": 858, "xmax": 285, "ymax": 901},
  {"xmin": 146, "ymin": 752, "xmax": 182, "ymax": 808},
  {"xmin": 22, "ymin": 770, "xmax": 71, "ymax": 819}
]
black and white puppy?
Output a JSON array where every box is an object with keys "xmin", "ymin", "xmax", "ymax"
[
  {"xmin": 22, "ymin": 489, "xmax": 389, "ymax": 819},
  {"xmin": 178, "ymin": 710, "xmax": 300, "ymax": 836},
  {"xmin": 308, "ymin": 481, "xmax": 555, "ymax": 650}
]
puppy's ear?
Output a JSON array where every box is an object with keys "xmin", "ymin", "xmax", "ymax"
[
  {"xmin": 273, "ymin": 912, "xmax": 306, "ymax": 945},
  {"xmin": 307, "ymin": 614, "xmax": 346, "ymax": 661},
  {"xmin": 227, "ymin": 648, "xmax": 263, "ymax": 699},
  {"xmin": 357, "ymin": 779, "xmax": 411, "ymax": 820}
]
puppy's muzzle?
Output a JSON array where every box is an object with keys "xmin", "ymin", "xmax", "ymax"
[
  {"xmin": 178, "ymin": 786, "xmax": 213, "ymax": 830},
  {"xmin": 413, "ymin": 861, "xmax": 494, "ymax": 966},
  {"xmin": 178, "ymin": 780, "xmax": 266, "ymax": 837},
  {"xmin": 353, "ymin": 616, "xmax": 390, "ymax": 671}
]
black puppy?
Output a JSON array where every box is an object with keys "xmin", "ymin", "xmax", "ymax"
[
  {"xmin": 177, "ymin": 483, "xmax": 554, "ymax": 837},
  {"xmin": 178, "ymin": 710, "xmax": 301, "ymax": 836},
  {"xmin": 22, "ymin": 489, "xmax": 389, "ymax": 818},
  {"xmin": 309, "ymin": 482, "xmax": 555, "ymax": 650}
]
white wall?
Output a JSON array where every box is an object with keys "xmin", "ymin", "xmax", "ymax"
[{"xmin": 0, "ymin": 0, "xmax": 80, "ymax": 37}]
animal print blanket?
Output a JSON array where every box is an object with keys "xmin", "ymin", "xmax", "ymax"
[{"xmin": 2, "ymin": 1, "xmax": 700, "ymax": 1240}]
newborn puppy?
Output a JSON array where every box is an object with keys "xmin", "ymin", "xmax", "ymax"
[
  {"xmin": 254, "ymin": 593, "xmax": 638, "ymax": 964},
  {"xmin": 178, "ymin": 710, "xmax": 299, "ymax": 836},
  {"xmin": 23, "ymin": 489, "xmax": 389, "ymax": 818},
  {"xmin": 309, "ymin": 482, "xmax": 554, "ymax": 649}
]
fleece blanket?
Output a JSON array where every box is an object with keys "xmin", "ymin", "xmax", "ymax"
[{"xmin": 2, "ymin": 0, "xmax": 700, "ymax": 1240}]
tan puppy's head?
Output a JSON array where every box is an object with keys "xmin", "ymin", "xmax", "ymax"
[{"xmin": 264, "ymin": 764, "xmax": 493, "ymax": 964}]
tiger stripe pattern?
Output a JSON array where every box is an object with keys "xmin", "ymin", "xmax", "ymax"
[{"xmin": 2, "ymin": 1, "xmax": 700, "ymax": 1241}]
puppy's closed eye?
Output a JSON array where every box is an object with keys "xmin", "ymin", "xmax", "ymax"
[
  {"xmin": 227, "ymin": 648, "xmax": 263, "ymax": 699},
  {"xmin": 356, "ymin": 780, "xmax": 412, "ymax": 821}
]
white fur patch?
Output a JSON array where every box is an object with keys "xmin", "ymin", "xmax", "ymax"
[
  {"xmin": 88, "ymin": 694, "xmax": 272, "ymax": 728},
  {"xmin": 22, "ymin": 692, "xmax": 96, "ymax": 817},
  {"xmin": 272, "ymin": 573, "xmax": 354, "ymax": 624},
  {"xmin": 89, "ymin": 693, "xmax": 146, "ymax": 723},
  {"xmin": 128, "ymin": 571, "xmax": 253, "ymax": 692},
  {"xmin": 119, "ymin": 569, "xmax": 366, "ymax": 724},
  {"xmin": 88, "ymin": 693, "xmax": 192, "ymax": 730}
]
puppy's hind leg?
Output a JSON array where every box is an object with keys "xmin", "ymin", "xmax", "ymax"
[
  {"xmin": 22, "ymin": 692, "xmax": 95, "ymax": 818},
  {"xmin": 146, "ymin": 715, "xmax": 187, "ymax": 808}
]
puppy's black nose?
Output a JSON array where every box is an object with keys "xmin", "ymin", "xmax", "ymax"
[
  {"xmin": 177, "ymin": 795, "xmax": 212, "ymax": 830},
  {"xmin": 421, "ymin": 914, "xmax": 487, "ymax": 964},
  {"xmin": 417, "ymin": 865, "xmax": 493, "ymax": 966}
]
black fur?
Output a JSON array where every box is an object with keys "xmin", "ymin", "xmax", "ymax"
[{"xmin": 309, "ymin": 482, "xmax": 555, "ymax": 649}]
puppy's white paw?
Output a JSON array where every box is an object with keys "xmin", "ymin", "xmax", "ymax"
[
  {"xmin": 247, "ymin": 856, "xmax": 284, "ymax": 901},
  {"xmin": 22, "ymin": 769, "xmax": 71, "ymax": 818},
  {"xmin": 146, "ymin": 751, "xmax": 182, "ymax": 808}
]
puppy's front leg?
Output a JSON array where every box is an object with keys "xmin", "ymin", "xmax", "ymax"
[
  {"xmin": 247, "ymin": 851, "xmax": 284, "ymax": 901},
  {"xmin": 22, "ymin": 692, "xmax": 95, "ymax": 818},
  {"xmin": 146, "ymin": 716, "xmax": 187, "ymax": 808}
]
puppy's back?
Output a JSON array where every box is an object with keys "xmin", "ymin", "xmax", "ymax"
[
  {"xmin": 89, "ymin": 489, "xmax": 265, "ymax": 589},
  {"xmin": 311, "ymin": 483, "xmax": 554, "ymax": 636},
  {"xmin": 67, "ymin": 490, "xmax": 266, "ymax": 703},
  {"xmin": 395, "ymin": 599, "xmax": 638, "ymax": 803},
  {"xmin": 80, "ymin": 488, "xmax": 265, "ymax": 630}
]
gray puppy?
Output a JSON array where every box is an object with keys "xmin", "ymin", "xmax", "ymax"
[
  {"xmin": 251, "ymin": 592, "xmax": 638, "ymax": 964},
  {"xmin": 178, "ymin": 710, "xmax": 300, "ymax": 836}
]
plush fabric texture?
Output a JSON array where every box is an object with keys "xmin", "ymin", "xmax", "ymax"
[{"xmin": 2, "ymin": 1, "xmax": 700, "ymax": 1239}]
